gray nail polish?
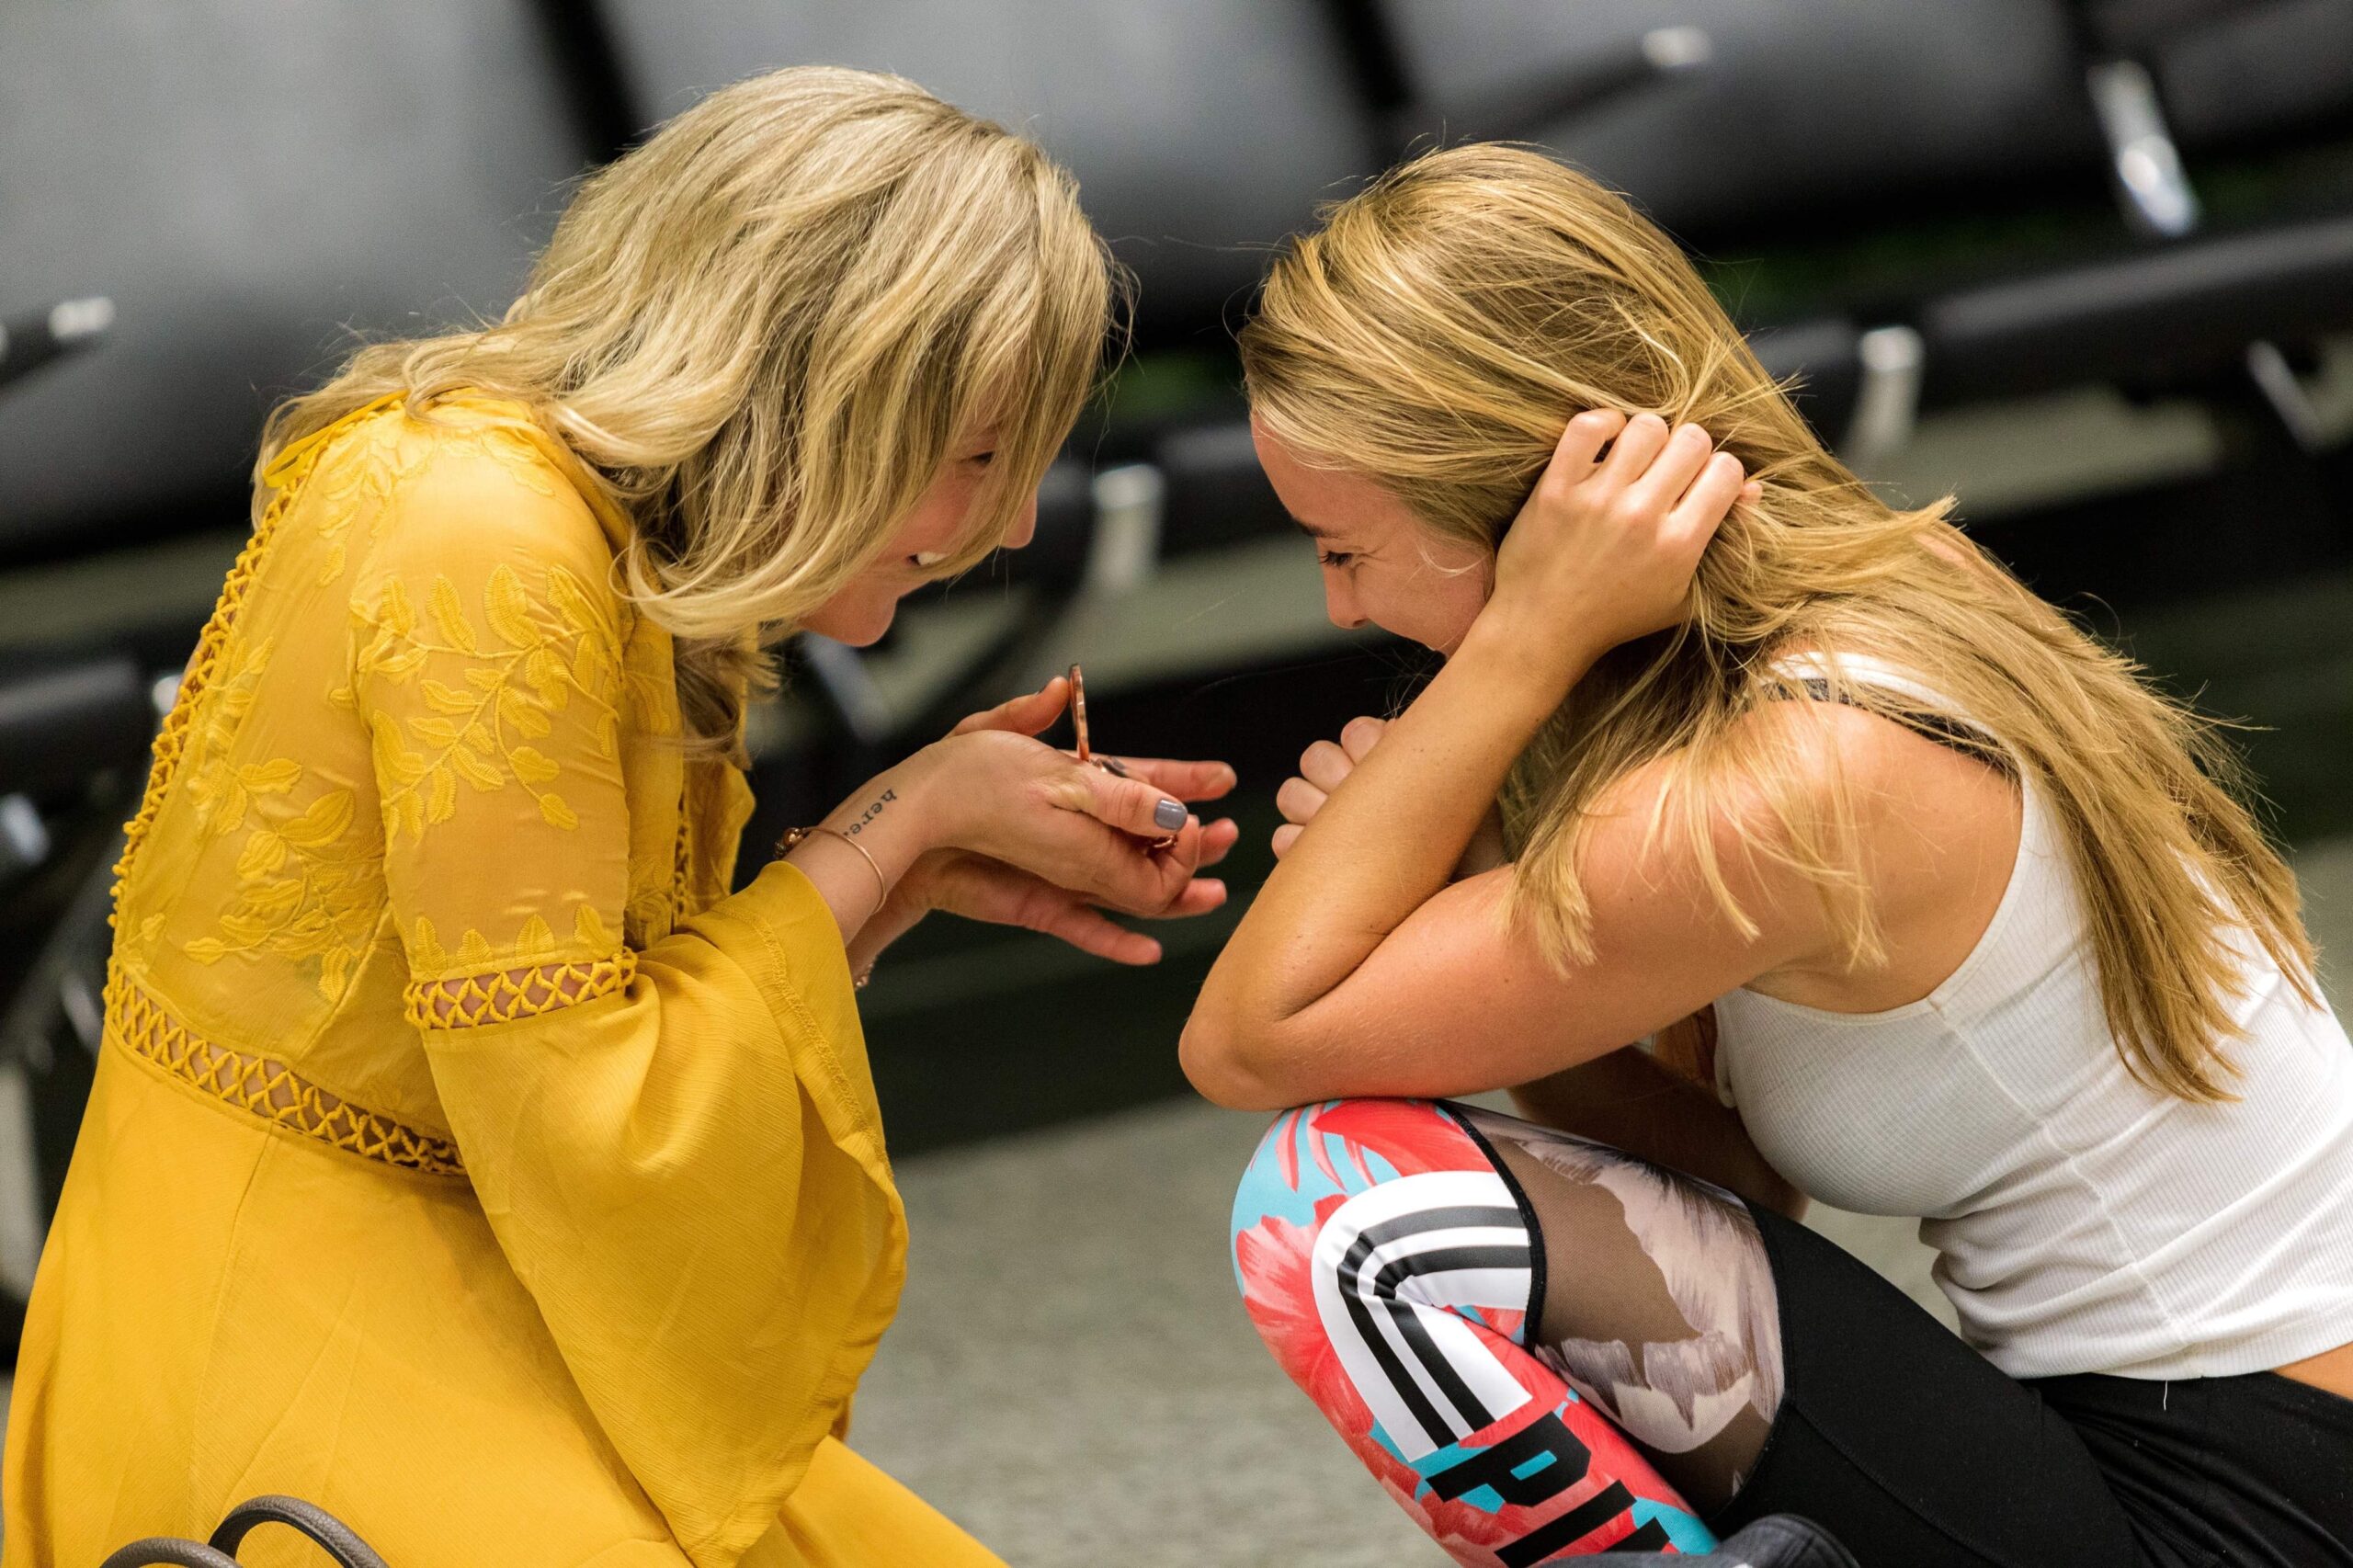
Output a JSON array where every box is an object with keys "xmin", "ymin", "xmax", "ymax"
[{"xmin": 1154, "ymin": 798, "xmax": 1187, "ymax": 832}]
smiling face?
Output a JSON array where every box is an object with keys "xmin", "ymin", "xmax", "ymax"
[
  {"xmin": 1252, "ymin": 418, "xmax": 1493, "ymax": 655},
  {"xmin": 801, "ymin": 440, "xmax": 1033, "ymax": 646}
]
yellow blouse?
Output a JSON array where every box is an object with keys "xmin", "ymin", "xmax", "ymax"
[{"xmin": 2, "ymin": 394, "xmax": 996, "ymax": 1567}]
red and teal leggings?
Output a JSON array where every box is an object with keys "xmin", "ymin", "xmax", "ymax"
[{"xmin": 1230, "ymin": 1099, "xmax": 1748, "ymax": 1562}]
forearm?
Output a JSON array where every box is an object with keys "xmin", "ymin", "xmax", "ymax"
[
  {"xmin": 783, "ymin": 756, "xmax": 944, "ymax": 948},
  {"xmin": 1197, "ymin": 620, "xmax": 1589, "ymax": 1031},
  {"xmin": 1509, "ymin": 1049, "xmax": 1806, "ymax": 1218},
  {"xmin": 843, "ymin": 888, "xmax": 927, "ymax": 976}
]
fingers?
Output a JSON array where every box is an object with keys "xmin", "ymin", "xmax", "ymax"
[
  {"xmin": 1040, "ymin": 873, "xmax": 1234, "ymax": 963},
  {"xmin": 1045, "ymin": 765, "xmax": 1192, "ymax": 841},
  {"xmin": 1161, "ymin": 876, "xmax": 1231, "ymax": 918},
  {"xmin": 1668, "ymin": 449, "xmax": 1749, "ymax": 550},
  {"xmin": 1100, "ymin": 755, "xmax": 1238, "ymax": 801},
  {"xmin": 1623, "ymin": 421, "xmax": 1718, "ymax": 517},
  {"xmin": 954, "ymin": 676, "xmax": 1070, "ymax": 737},
  {"xmin": 1071, "ymin": 820, "xmax": 1228, "ymax": 917},
  {"xmin": 1075, "ymin": 825, "xmax": 1195, "ymax": 913},
  {"xmin": 1275, "ymin": 775, "xmax": 1327, "ymax": 827},
  {"xmin": 1298, "ymin": 738, "xmax": 1353, "ymax": 794},
  {"xmin": 1032, "ymin": 898, "xmax": 1165, "ymax": 965},
  {"xmin": 1593, "ymin": 411, "xmax": 1673, "ymax": 488},
  {"xmin": 1543, "ymin": 406, "xmax": 1631, "ymax": 486},
  {"xmin": 1276, "ymin": 717, "xmax": 1386, "ymax": 848},
  {"xmin": 1297, "ymin": 716, "xmax": 1384, "ymax": 796},
  {"xmin": 1195, "ymin": 815, "xmax": 1242, "ymax": 869}
]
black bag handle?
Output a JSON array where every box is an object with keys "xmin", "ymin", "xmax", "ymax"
[{"xmin": 99, "ymin": 1495, "xmax": 391, "ymax": 1568}]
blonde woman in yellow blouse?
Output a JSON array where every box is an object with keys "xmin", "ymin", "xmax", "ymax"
[{"xmin": 2, "ymin": 68, "xmax": 1238, "ymax": 1568}]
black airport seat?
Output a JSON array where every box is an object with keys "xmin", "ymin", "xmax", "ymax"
[
  {"xmin": 597, "ymin": 0, "xmax": 1388, "ymax": 344},
  {"xmin": 1918, "ymin": 210, "xmax": 2353, "ymax": 405},
  {"xmin": 1381, "ymin": 0, "xmax": 2097, "ymax": 238},
  {"xmin": 1154, "ymin": 424, "xmax": 1291, "ymax": 558},
  {"xmin": 0, "ymin": 1, "xmax": 591, "ymax": 562},
  {"xmin": 2089, "ymin": 0, "xmax": 2353, "ymax": 148},
  {"xmin": 0, "ymin": 656, "xmax": 150, "ymax": 800},
  {"xmin": 969, "ymin": 459, "xmax": 1097, "ymax": 594},
  {"xmin": 1376, "ymin": 0, "xmax": 2353, "ymax": 243},
  {"xmin": 1748, "ymin": 319, "xmax": 1867, "ymax": 449}
]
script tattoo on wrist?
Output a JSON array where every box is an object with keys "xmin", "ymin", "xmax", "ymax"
[{"xmin": 842, "ymin": 788, "xmax": 896, "ymax": 837}]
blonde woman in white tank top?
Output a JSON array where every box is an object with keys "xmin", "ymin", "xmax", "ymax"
[{"xmin": 1186, "ymin": 146, "xmax": 2353, "ymax": 1568}]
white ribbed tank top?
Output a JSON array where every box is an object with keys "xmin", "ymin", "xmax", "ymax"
[{"xmin": 1711, "ymin": 656, "xmax": 2353, "ymax": 1380}]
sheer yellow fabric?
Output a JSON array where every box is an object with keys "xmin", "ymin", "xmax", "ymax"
[{"xmin": 1, "ymin": 395, "xmax": 999, "ymax": 1568}]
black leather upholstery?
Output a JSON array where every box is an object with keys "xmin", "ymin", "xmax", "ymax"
[
  {"xmin": 1385, "ymin": 0, "xmax": 2099, "ymax": 235},
  {"xmin": 598, "ymin": 1, "xmax": 1386, "ymax": 340},
  {"xmin": 0, "ymin": 1, "xmax": 587, "ymax": 557},
  {"xmin": 1381, "ymin": 0, "xmax": 2353, "ymax": 239},
  {"xmin": 1920, "ymin": 211, "xmax": 2353, "ymax": 403}
]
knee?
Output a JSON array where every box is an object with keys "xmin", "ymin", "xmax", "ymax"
[
  {"xmin": 1228, "ymin": 1097, "xmax": 1514, "ymax": 1317},
  {"xmin": 1229, "ymin": 1099, "xmax": 1425, "ymax": 1268}
]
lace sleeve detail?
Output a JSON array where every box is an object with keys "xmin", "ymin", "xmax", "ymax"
[
  {"xmin": 110, "ymin": 974, "xmax": 466, "ymax": 1176},
  {"xmin": 349, "ymin": 428, "xmax": 640, "ymax": 1030},
  {"xmin": 403, "ymin": 949, "xmax": 636, "ymax": 1029}
]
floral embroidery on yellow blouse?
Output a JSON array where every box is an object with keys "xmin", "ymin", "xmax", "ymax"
[{"xmin": 2, "ymin": 393, "xmax": 1000, "ymax": 1568}]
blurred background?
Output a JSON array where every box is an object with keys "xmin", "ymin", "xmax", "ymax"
[{"xmin": 4, "ymin": 2, "xmax": 2351, "ymax": 1562}]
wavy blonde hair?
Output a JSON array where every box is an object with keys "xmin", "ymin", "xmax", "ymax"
[
  {"xmin": 258, "ymin": 65, "xmax": 1115, "ymax": 749},
  {"xmin": 1242, "ymin": 143, "xmax": 2316, "ymax": 1101}
]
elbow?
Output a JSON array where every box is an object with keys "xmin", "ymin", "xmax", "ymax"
[{"xmin": 1179, "ymin": 1009, "xmax": 1301, "ymax": 1113}]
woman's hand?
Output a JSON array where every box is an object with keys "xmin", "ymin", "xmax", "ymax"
[
  {"xmin": 1273, "ymin": 715, "xmax": 1506, "ymax": 877},
  {"xmin": 1478, "ymin": 410, "xmax": 1757, "ymax": 683},
  {"xmin": 857, "ymin": 676, "xmax": 1241, "ymax": 966},
  {"xmin": 886, "ymin": 835, "xmax": 1235, "ymax": 965},
  {"xmin": 907, "ymin": 677, "xmax": 1238, "ymax": 917},
  {"xmin": 794, "ymin": 676, "xmax": 1236, "ymax": 959}
]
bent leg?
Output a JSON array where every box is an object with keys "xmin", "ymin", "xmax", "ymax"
[
  {"xmin": 1233, "ymin": 1099, "xmax": 2156, "ymax": 1568},
  {"xmin": 1460, "ymin": 1107, "xmax": 1780, "ymax": 1514},
  {"xmin": 1231, "ymin": 1098, "xmax": 1716, "ymax": 1562}
]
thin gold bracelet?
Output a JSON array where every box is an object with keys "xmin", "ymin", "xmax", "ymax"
[{"xmin": 778, "ymin": 824, "xmax": 890, "ymax": 924}]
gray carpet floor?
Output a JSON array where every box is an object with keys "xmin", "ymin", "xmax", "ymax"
[{"xmin": 850, "ymin": 836, "xmax": 2353, "ymax": 1567}]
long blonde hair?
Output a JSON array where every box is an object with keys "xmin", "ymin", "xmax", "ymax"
[
  {"xmin": 258, "ymin": 65, "xmax": 1115, "ymax": 748},
  {"xmin": 1242, "ymin": 143, "xmax": 2316, "ymax": 1100}
]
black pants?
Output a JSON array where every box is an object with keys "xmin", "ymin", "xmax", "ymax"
[{"xmin": 1721, "ymin": 1204, "xmax": 2353, "ymax": 1567}]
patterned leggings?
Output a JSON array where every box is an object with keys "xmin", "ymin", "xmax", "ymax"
[{"xmin": 1231, "ymin": 1099, "xmax": 1783, "ymax": 1563}]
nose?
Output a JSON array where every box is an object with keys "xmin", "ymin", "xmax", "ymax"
[
  {"xmin": 1323, "ymin": 574, "xmax": 1367, "ymax": 631},
  {"xmin": 1002, "ymin": 493, "xmax": 1040, "ymax": 551}
]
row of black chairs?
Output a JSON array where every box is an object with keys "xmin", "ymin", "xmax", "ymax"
[{"xmin": 7, "ymin": 0, "xmax": 2353, "ymax": 563}]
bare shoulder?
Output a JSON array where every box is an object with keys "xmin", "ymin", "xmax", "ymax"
[
  {"xmin": 1721, "ymin": 692, "xmax": 2023, "ymax": 1005},
  {"xmin": 1705, "ymin": 694, "xmax": 2018, "ymax": 865}
]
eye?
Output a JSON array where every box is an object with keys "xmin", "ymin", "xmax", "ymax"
[
  {"xmin": 910, "ymin": 551, "xmax": 951, "ymax": 569},
  {"xmin": 1316, "ymin": 550, "xmax": 1357, "ymax": 569},
  {"xmin": 967, "ymin": 450, "xmax": 996, "ymax": 467}
]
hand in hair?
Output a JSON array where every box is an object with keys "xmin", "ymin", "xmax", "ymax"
[{"xmin": 1483, "ymin": 410, "xmax": 1756, "ymax": 675}]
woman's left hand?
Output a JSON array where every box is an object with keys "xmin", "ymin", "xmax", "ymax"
[
  {"xmin": 890, "ymin": 835, "xmax": 1235, "ymax": 963},
  {"xmin": 1480, "ymin": 410, "xmax": 1759, "ymax": 677},
  {"xmin": 866, "ymin": 677, "xmax": 1240, "ymax": 964}
]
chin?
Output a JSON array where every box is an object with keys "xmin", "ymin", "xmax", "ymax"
[{"xmin": 806, "ymin": 607, "xmax": 894, "ymax": 647}]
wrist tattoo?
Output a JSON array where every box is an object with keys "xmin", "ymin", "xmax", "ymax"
[{"xmin": 843, "ymin": 788, "xmax": 896, "ymax": 837}]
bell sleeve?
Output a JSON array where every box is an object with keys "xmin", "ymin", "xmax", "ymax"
[{"xmin": 347, "ymin": 430, "xmax": 904, "ymax": 1568}]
